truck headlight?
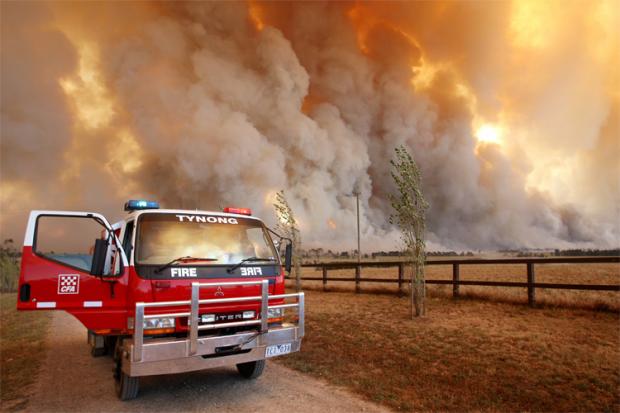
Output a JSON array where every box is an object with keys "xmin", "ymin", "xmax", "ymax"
[
  {"xmin": 143, "ymin": 317, "xmax": 175, "ymax": 330},
  {"xmin": 267, "ymin": 307, "xmax": 284, "ymax": 320}
]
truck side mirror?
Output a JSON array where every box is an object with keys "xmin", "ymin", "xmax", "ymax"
[
  {"xmin": 90, "ymin": 238, "xmax": 107, "ymax": 276},
  {"xmin": 284, "ymin": 242, "xmax": 293, "ymax": 274}
]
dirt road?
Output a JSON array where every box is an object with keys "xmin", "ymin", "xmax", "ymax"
[{"xmin": 25, "ymin": 311, "xmax": 388, "ymax": 413}]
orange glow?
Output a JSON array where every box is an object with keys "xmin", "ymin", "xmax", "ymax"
[
  {"xmin": 475, "ymin": 124, "xmax": 502, "ymax": 145},
  {"xmin": 248, "ymin": 1, "xmax": 265, "ymax": 31},
  {"xmin": 59, "ymin": 42, "xmax": 115, "ymax": 130},
  {"xmin": 410, "ymin": 58, "xmax": 444, "ymax": 91},
  {"xmin": 348, "ymin": 3, "xmax": 422, "ymax": 57},
  {"xmin": 347, "ymin": 4, "xmax": 372, "ymax": 54},
  {"xmin": 510, "ymin": 0, "xmax": 555, "ymax": 50},
  {"xmin": 106, "ymin": 129, "xmax": 143, "ymax": 175},
  {"xmin": 327, "ymin": 219, "xmax": 337, "ymax": 230}
]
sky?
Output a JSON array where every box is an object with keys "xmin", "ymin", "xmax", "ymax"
[{"xmin": 1, "ymin": 1, "xmax": 618, "ymax": 251}]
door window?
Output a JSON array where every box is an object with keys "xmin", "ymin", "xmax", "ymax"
[{"xmin": 34, "ymin": 215, "xmax": 118, "ymax": 274}]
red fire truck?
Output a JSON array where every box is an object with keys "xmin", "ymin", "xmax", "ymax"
[{"xmin": 16, "ymin": 200, "xmax": 304, "ymax": 400}]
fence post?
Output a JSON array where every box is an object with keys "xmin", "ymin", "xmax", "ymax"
[
  {"xmin": 322, "ymin": 267, "xmax": 327, "ymax": 291},
  {"xmin": 527, "ymin": 262, "xmax": 536, "ymax": 307},
  {"xmin": 355, "ymin": 265, "xmax": 361, "ymax": 293},
  {"xmin": 398, "ymin": 263, "xmax": 404, "ymax": 296},
  {"xmin": 452, "ymin": 263, "xmax": 460, "ymax": 298}
]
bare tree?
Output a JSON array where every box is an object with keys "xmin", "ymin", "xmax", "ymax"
[
  {"xmin": 389, "ymin": 145, "xmax": 429, "ymax": 318},
  {"xmin": 273, "ymin": 190, "xmax": 302, "ymax": 292}
]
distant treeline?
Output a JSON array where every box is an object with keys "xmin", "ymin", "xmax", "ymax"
[
  {"xmin": 516, "ymin": 249, "xmax": 620, "ymax": 257},
  {"xmin": 372, "ymin": 250, "xmax": 475, "ymax": 258},
  {"xmin": 301, "ymin": 248, "xmax": 476, "ymax": 259},
  {"xmin": 304, "ymin": 247, "xmax": 619, "ymax": 260},
  {"xmin": 553, "ymin": 249, "xmax": 620, "ymax": 256}
]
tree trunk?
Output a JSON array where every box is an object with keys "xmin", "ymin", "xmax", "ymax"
[
  {"xmin": 411, "ymin": 261, "xmax": 425, "ymax": 318},
  {"xmin": 294, "ymin": 258, "xmax": 301, "ymax": 292},
  {"xmin": 410, "ymin": 263, "xmax": 415, "ymax": 319},
  {"xmin": 293, "ymin": 239, "xmax": 302, "ymax": 293}
]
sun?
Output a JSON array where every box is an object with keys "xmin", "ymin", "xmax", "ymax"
[{"xmin": 475, "ymin": 124, "xmax": 502, "ymax": 144}]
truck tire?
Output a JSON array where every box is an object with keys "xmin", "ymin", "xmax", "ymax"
[
  {"xmin": 91, "ymin": 346, "xmax": 106, "ymax": 357},
  {"xmin": 104, "ymin": 336, "xmax": 117, "ymax": 357},
  {"xmin": 88, "ymin": 330, "xmax": 106, "ymax": 357},
  {"xmin": 115, "ymin": 369, "xmax": 139, "ymax": 401},
  {"xmin": 114, "ymin": 340, "xmax": 139, "ymax": 401},
  {"xmin": 236, "ymin": 359, "xmax": 265, "ymax": 379}
]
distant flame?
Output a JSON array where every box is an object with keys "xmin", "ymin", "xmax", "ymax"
[
  {"xmin": 327, "ymin": 219, "xmax": 336, "ymax": 229},
  {"xmin": 248, "ymin": 1, "xmax": 265, "ymax": 32},
  {"xmin": 347, "ymin": 4, "xmax": 372, "ymax": 55},
  {"xmin": 475, "ymin": 124, "xmax": 502, "ymax": 145},
  {"xmin": 410, "ymin": 59, "xmax": 442, "ymax": 91}
]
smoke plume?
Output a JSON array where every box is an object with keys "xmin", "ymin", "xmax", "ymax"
[{"xmin": 1, "ymin": 1, "xmax": 618, "ymax": 251}]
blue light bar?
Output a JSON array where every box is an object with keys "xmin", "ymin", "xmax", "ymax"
[{"xmin": 124, "ymin": 200, "xmax": 160, "ymax": 211}]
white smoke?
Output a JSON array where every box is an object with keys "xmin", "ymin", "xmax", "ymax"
[{"xmin": 1, "ymin": 1, "xmax": 618, "ymax": 251}]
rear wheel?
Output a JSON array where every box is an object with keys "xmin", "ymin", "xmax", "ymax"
[
  {"xmin": 88, "ymin": 330, "xmax": 106, "ymax": 357},
  {"xmin": 236, "ymin": 359, "xmax": 265, "ymax": 379}
]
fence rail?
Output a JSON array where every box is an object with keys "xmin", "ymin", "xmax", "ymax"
[{"xmin": 287, "ymin": 256, "xmax": 620, "ymax": 306}]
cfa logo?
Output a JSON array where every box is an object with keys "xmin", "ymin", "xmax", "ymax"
[
  {"xmin": 214, "ymin": 286, "xmax": 224, "ymax": 297},
  {"xmin": 240, "ymin": 267, "xmax": 263, "ymax": 276},
  {"xmin": 171, "ymin": 268, "xmax": 197, "ymax": 278},
  {"xmin": 58, "ymin": 274, "xmax": 79, "ymax": 294}
]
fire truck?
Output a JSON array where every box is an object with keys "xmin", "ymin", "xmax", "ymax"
[{"xmin": 16, "ymin": 200, "xmax": 304, "ymax": 400}]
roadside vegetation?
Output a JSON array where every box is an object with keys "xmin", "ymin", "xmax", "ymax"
[
  {"xmin": 0, "ymin": 239, "xmax": 20, "ymax": 293},
  {"xmin": 277, "ymin": 290, "xmax": 619, "ymax": 412},
  {"xmin": 1, "ymin": 294, "xmax": 52, "ymax": 411}
]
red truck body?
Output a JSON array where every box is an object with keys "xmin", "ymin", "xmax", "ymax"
[{"xmin": 16, "ymin": 202, "xmax": 304, "ymax": 400}]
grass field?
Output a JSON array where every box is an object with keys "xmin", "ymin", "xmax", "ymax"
[
  {"xmin": 295, "ymin": 262, "xmax": 620, "ymax": 311},
  {"xmin": 276, "ymin": 290, "xmax": 620, "ymax": 412},
  {"xmin": 0, "ymin": 293, "xmax": 52, "ymax": 411}
]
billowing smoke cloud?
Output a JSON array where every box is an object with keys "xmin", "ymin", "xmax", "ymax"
[{"xmin": 1, "ymin": 1, "xmax": 618, "ymax": 251}]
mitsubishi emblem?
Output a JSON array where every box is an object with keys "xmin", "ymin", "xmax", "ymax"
[{"xmin": 215, "ymin": 286, "xmax": 224, "ymax": 297}]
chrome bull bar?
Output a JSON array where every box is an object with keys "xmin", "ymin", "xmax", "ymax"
[{"xmin": 133, "ymin": 280, "xmax": 304, "ymax": 362}]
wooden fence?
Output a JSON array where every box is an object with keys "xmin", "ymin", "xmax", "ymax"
[{"xmin": 287, "ymin": 256, "xmax": 620, "ymax": 307}]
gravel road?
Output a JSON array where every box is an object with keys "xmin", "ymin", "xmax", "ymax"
[{"xmin": 25, "ymin": 311, "xmax": 388, "ymax": 413}]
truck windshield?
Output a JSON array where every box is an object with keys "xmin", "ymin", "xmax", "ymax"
[{"xmin": 135, "ymin": 213, "xmax": 277, "ymax": 266}]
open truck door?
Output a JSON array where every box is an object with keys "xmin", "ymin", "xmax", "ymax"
[{"xmin": 17, "ymin": 211, "xmax": 129, "ymax": 332}]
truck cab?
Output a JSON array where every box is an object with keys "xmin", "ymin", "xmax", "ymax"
[{"xmin": 16, "ymin": 201, "xmax": 304, "ymax": 400}]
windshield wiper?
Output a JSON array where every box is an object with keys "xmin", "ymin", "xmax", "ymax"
[
  {"xmin": 227, "ymin": 257, "xmax": 277, "ymax": 273},
  {"xmin": 155, "ymin": 256, "xmax": 218, "ymax": 273}
]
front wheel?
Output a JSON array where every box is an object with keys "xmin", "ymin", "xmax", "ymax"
[
  {"xmin": 114, "ymin": 341, "xmax": 139, "ymax": 401},
  {"xmin": 115, "ymin": 368, "xmax": 139, "ymax": 401},
  {"xmin": 236, "ymin": 359, "xmax": 266, "ymax": 379}
]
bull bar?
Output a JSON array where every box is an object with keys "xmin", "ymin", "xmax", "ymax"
[{"xmin": 123, "ymin": 280, "xmax": 304, "ymax": 377}]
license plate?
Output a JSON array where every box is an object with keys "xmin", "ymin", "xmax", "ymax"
[
  {"xmin": 265, "ymin": 343, "xmax": 292, "ymax": 358},
  {"xmin": 215, "ymin": 313, "xmax": 243, "ymax": 322}
]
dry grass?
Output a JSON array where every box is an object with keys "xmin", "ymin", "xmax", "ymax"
[
  {"xmin": 0, "ymin": 293, "xmax": 52, "ymax": 411},
  {"xmin": 277, "ymin": 290, "xmax": 620, "ymax": 412},
  {"xmin": 296, "ymin": 262, "xmax": 620, "ymax": 311}
]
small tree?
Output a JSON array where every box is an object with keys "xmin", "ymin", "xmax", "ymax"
[
  {"xmin": 273, "ymin": 190, "xmax": 302, "ymax": 292},
  {"xmin": 389, "ymin": 145, "xmax": 429, "ymax": 318},
  {"xmin": 0, "ymin": 239, "xmax": 20, "ymax": 293}
]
